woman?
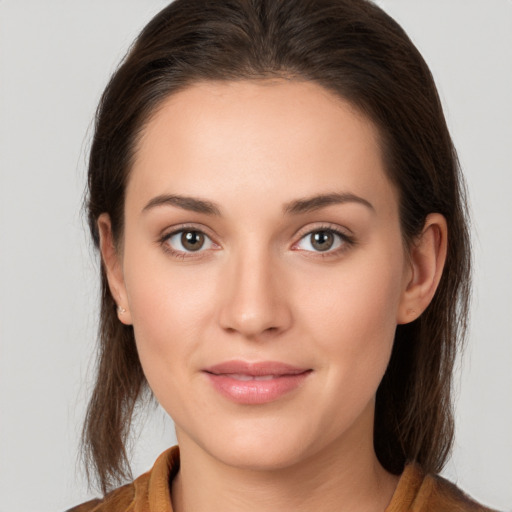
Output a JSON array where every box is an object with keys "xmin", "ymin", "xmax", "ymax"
[{"xmin": 69, "ymin": 0, "xmax": 497, "ymax": 510}]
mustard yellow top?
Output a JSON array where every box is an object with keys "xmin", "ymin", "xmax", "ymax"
[{"xmin": 67, "ymin": 446, "xmax": 497, "ymax": 512}]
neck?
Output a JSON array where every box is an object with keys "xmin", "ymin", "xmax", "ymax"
[{"xmin": 171, "ymin": 408, "xmax": 398, "ymax": 512}]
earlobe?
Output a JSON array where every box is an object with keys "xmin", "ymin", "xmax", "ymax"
[
  {"xmin": 397, "ymin": 213, "xmax": 448, "ymax": 324},
  {"xmin": 97, "ymin": 213, "xmax": 132, "ymax": 325}
]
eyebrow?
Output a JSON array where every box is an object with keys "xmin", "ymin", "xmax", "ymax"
[
  {"xmin": 283, "ymin": 192, "xmax": 374, "ymax": 215},
  {"xmin": 142, "ymin": 194, "xmax": 222, "ymax": 216},
  {"xmin": 142, "ymin": 192, "xmax": 374, "ymax": 216}
]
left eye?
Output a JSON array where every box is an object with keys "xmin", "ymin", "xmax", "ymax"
[
  {"xmin": 164, "ymin": 230, "xmax": 215, "ymax": 253},
  {"xmin": 295, "ymin": 229, "xmax": 346, "ymax": 253}
]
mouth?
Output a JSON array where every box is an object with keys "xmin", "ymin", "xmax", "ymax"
[
  {"xmin": 202, "ymin": 360, "xmax": 312, "ymax": 404},
  {"xmin": 215, "ymin": 373, "xmax": 294, "ymax": 381}
]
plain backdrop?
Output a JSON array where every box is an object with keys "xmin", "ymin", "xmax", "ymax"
[{"xmin": 0, "ymin": 1, "xmax": 511, "ymax": 511}]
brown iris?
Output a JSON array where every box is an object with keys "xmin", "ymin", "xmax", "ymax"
[
  {"xmin": 311, "ymin": 231, "xmax": 335, "ymax": 251},
  {"xmin": 181, "ymin": 231, "xmax": 205, "ymax": 251}
]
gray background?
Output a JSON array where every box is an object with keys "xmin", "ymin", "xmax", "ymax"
[{"xmin": 0, "ymin": 1, "xmax": 511, "ymax": 511}]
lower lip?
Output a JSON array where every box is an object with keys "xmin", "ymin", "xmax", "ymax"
[{"xmin": 204, "ymin": 371, "xmax": 312, "ymax": 405}]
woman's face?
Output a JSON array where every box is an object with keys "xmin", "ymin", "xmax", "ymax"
[{"xmin": 109, "ymin": 80, "xmax": 414, "ymax": 470}]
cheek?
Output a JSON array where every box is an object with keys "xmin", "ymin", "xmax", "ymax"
[
  {"xmin": 121, "ymin": 244, "xmax": 218, "ymax": 387},
  {"xmin": 296, "ymin": 249, "xmax": 405, "ymax": 380},
  {"xmin": 292, "ymin": 258, "xmax": 404, "ymax": 436}
]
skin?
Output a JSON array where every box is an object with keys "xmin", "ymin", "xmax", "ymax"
[{"xmin": 99, "ymin": 79, "xmax": 447, "ymax": 512}]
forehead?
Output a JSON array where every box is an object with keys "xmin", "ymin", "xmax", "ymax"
[{"xmin": 127, "ymin": 79, "xmax": 397, "ymax": 217}]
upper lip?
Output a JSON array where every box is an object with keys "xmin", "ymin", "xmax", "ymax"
[{"xmin": 203, "ymin": 360, "xmax": 311, "ymax": 377}]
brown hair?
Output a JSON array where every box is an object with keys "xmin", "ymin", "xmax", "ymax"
[{"xmin": 83, "ymin": 0, "xmax": 471, "ymax": 493}]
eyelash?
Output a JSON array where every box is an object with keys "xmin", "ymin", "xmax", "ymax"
[{"xmin": 159, "ymin": 224, "xmax": 355, "ymax": 260}]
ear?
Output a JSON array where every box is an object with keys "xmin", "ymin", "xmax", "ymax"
[
  {"xmin": 97, "ymin": 213, "xmax": 132, "ymax": 325},
  {"xmin": 397, "ymin": 213, "xmax": 448, "ymax": 324}
]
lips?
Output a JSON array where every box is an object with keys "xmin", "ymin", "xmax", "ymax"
[
  {"xmin": 203, "ymin": 360, "xmax": 312, "ymax": 404},
  {"xmin": 204, "ymin": 360, "xmax": 309, "ymax": 376}
]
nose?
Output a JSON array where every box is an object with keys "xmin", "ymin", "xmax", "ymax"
[{"xmin": 218, "ymin": 246, "xmax": 292, "ymax": 339}]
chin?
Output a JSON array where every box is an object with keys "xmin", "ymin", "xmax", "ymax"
[
  {"xmin": 213, "ymin": 441, "xmax": 307, "ymax": 471},
  {"xmin": 186, "ymin": 421, "xmax": 314, "ymax": 471}
]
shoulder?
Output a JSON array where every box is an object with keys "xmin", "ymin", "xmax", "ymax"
[
  {"xmin": 66, "ymin": 446, "xmax": 179, "ymax": 512},
  {"xmin": 421, "ymin": 472, "xmax": 498, "ymax": 512},
  {"xmin": 387, "ymin": 463, "xmax": 499, "ymax": 512},
  {"xmin": 65, "ymin": 477, "xmax": 143, "ymax": 512}
]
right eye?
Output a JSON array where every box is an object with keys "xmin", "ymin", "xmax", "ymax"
[{"xmin": 162, "ymin": 229, "xmax": 216, "ymax": 255}]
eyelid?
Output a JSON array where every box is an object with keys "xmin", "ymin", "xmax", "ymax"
[{"xmin": 160, "ymin": 223, "xmax": 217, "ymax": 241}]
